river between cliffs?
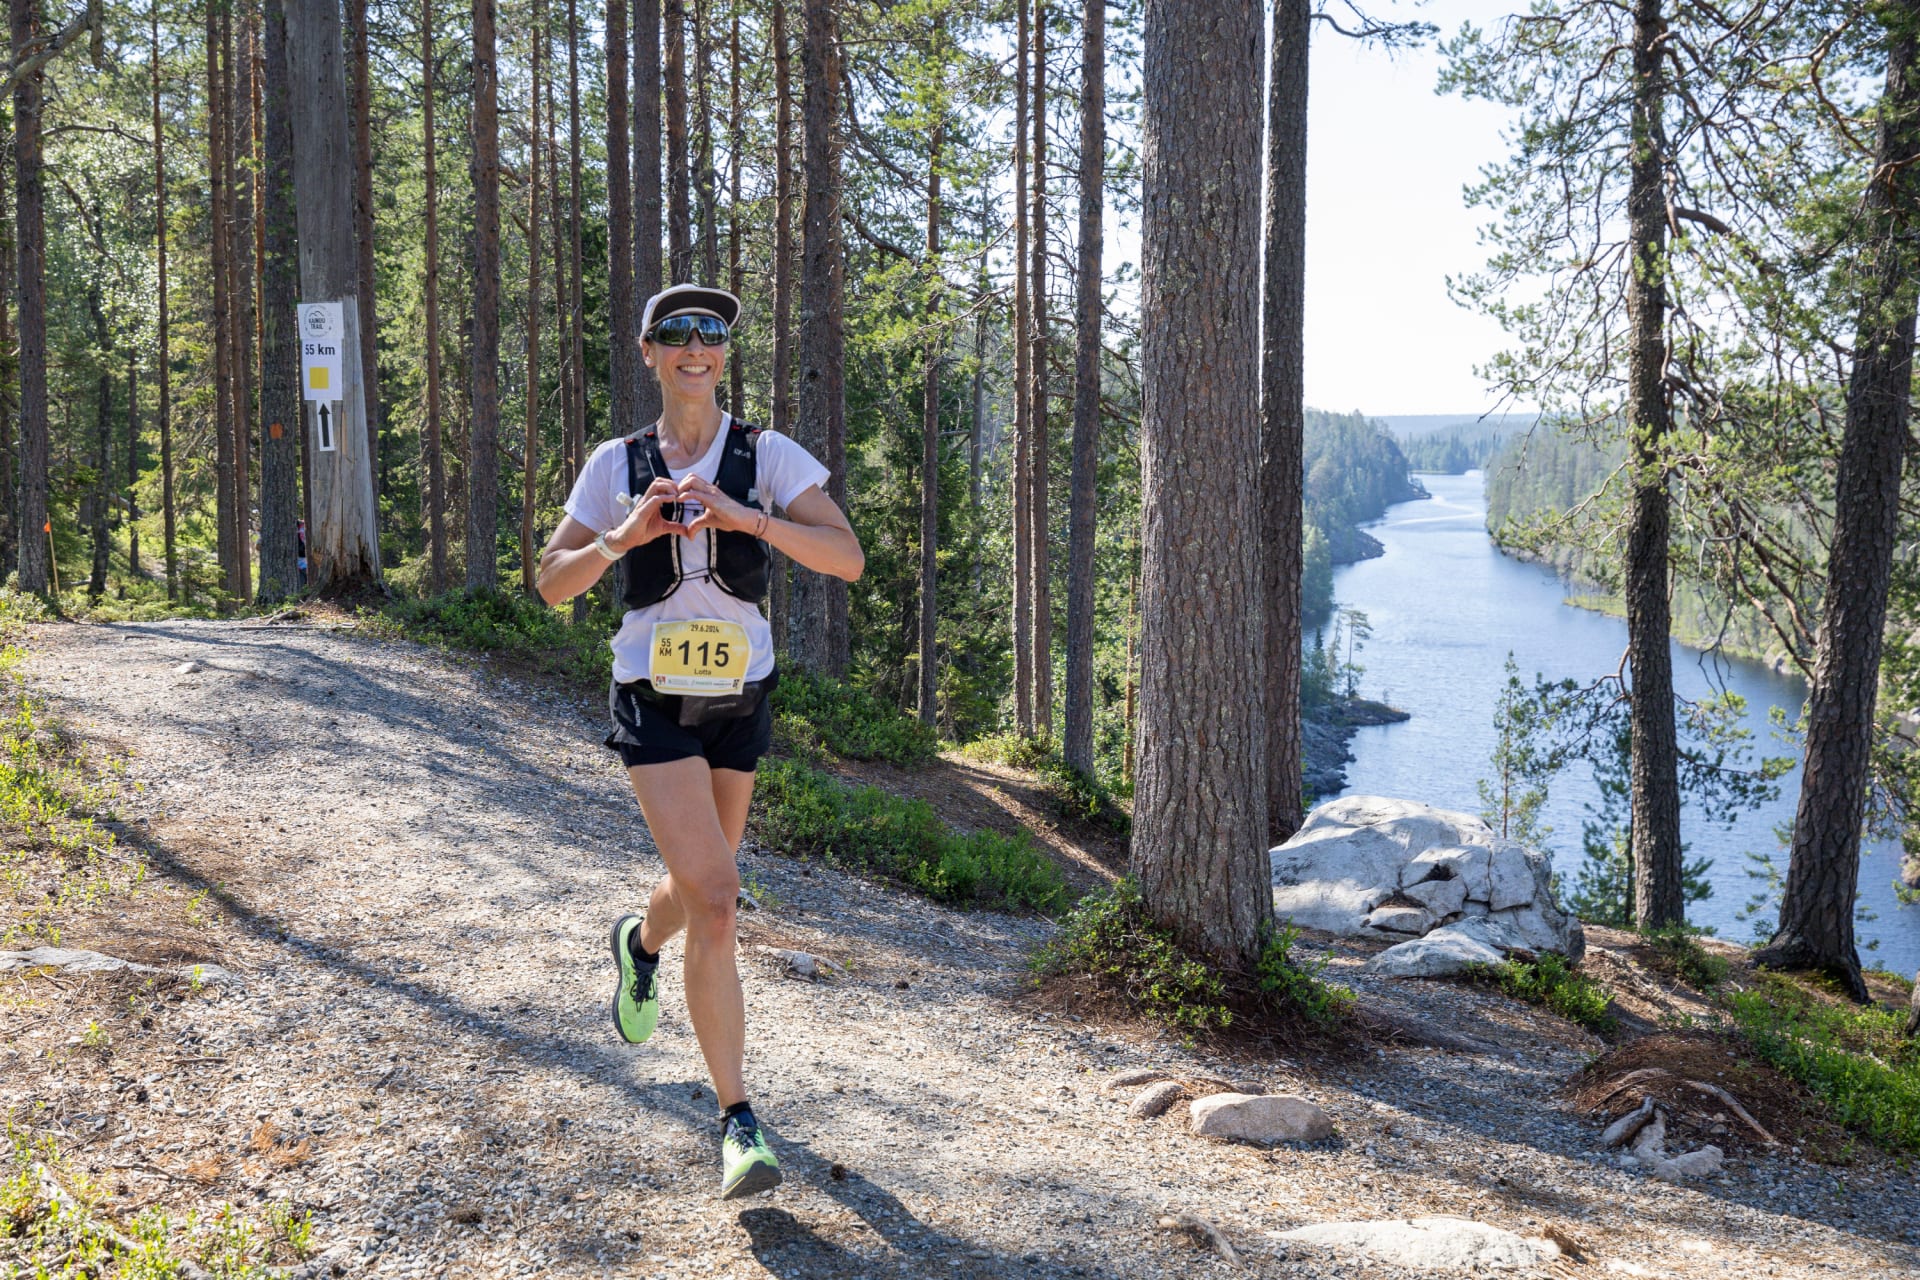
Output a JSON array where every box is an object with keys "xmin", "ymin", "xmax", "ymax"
[{"xmin": 1332, "ymin": 469, "xmax": 1919, "ymax": 976}]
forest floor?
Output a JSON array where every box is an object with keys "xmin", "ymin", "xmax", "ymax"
[{"xmin": 3, "ymin": 615, "xmax": 1917, "ymax": 1280}]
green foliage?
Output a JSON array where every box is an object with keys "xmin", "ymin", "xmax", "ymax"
[
  {"xmin": 1303, "ymin": 409, "xmax": 1425, "ymax": 563},
  {"xmin": 1477, "ymin": 652, "xmax": 1559, "ymax": 848},
  {"xmin": 1639, "ymin": 926, "xmax": 1730, "ymax": 990},
  {"xmin": 1034, "ymin": 879, "xmax": 1353, "ymax": 1037},
  {"xmin": 1397, "ymin": 421, "xmax": 1515, "ymax": 474},
  {"xmin": 1723, "ymin": 976, "xmax": 1920, "ymax": 1152},
  {"xmin": 1329, "ymin": 607, "xmax": 1372, "ymax": 700},
  {"xmin": 956, "ymin": 733, "xmax": 1130, "ymax": 834},
  {"xmin": 369, "ymin": 589, "xmax": 615, "ymax": 684},
  {"xmin": 1468, "ymin": 953, "xmax": 1616, "ymax": 1032},
  {"xmin": 751, "ymin": 758, "xmax": 1067, "ymax": 915},
  {"xmin": 770, "ymin": 669, "xmax": 940, "ymax": 768},
  {"xmin": 1035, "ymin": 879, "xmax": 1234, "ymax": 1033}
]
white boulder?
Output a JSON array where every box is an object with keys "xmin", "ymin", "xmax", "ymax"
[
  {"xmin": 1271, "ymin": 796, "xmax": 1584, "ymax": 963},
  {"xmin": 1188, "ymin": 1094, "xmax": 1333, "ymax": 1144}
]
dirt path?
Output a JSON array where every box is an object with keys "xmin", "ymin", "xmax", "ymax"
[{"xmin": 5, "ymin": 617, "xmax": 1916, "ymax": 1280}]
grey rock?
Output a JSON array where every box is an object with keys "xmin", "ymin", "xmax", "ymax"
[
  {"xmin": 1102, "ymin": 1067, "xmax": 1173, "ymax": 1094},
  {"xmin": 0, "ymin": 947, "xmax": 237, "ymax": 986},
  {"xmin": 1365, "ymin": 927, "xmax": 1506, "ymax": 978},
  {"xmin": 1128, "ymin": 1081, "xmax": 1184, "ymax": 1120},
  {"xmin": 1488, "ymin": 841, "xmax": 1549, "ymax": 912},
  {"xmin": 1187, "ymin": 1093, "xmax": 1333, "ymax": 1144},
  {"xmin": 1402, "ymin": 876, "xmax": 1467, "ymax": 919},
  {"xmin": 1273, "ymin": 1217, "xmax": 1558, "ymax": 1270},
  {"xmin": 1365, "ymin": 905, "xmax": 1434, "ymax": 935}
]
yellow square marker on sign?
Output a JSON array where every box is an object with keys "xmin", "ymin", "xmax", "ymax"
[{"xmin": 309, "ymin": 366, "xmax": 330, "ymax": 391}]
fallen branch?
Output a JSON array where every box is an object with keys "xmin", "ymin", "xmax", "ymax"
[{"xmin": 1683, "ymin": 1078, "xmax": 1780, "ymax": 1146}]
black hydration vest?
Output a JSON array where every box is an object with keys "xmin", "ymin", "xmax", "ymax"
[{"xmin": 618, "ymin": 420, "xmax": 771, "ymax": 610}]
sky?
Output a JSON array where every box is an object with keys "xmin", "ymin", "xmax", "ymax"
[{"xmin": 1301, "ymin": 0, "xmax": 1532, "ymax": 417}]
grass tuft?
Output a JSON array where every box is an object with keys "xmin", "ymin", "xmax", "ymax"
[
  {"xmin": 1467, "ymin": 953, "xmax": 1617, "ymax": 1032},
  {"xmin": 1034, "ymin": 878, "xmax": 1353, "ymax": 1039},
  {"xmin": 769, "ymin": 669, "xmax": 940, "ymax": 768},
  {"xmin": 1639, "ymin": 925, "xmax": 1730, "ymax": 990},
  {"xmin": 751, "ymin": 757, "xmax": 1067, "ymax": 914}
]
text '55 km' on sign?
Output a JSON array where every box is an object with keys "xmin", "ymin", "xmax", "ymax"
[{"xmin": 298, "ymin": 302, "xmax": 344, "ymax": 403}]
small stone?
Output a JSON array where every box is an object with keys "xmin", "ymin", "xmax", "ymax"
[
  {"xmin": 1651, "ymin": 1146, "xmax": 1724, "ymax": 1181},
  {"xmin": 1101, "ymin": 1067, "xmax": 1173, "ymax": 1093},
  {"xmin": 1188, "ymin": 1093, "xmax": 1333, "ymax": 1144},
  {"xmin": 1128, "ymin": 1081, "xmax": 1184, "ymax": 1120},
  {"xmin": 1365, "ymin": 927, "xmax": 1505, "ymax": 978},
  {"xmin": 1600, "ymin": 1098, "xmax": 1657, "ymax": 1149},
  {"xmin": 175, "ymin": 661, "xmax": 201, "ymax": 675}
]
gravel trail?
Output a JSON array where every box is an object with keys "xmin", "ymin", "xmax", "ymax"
[{"xmin": 8, "ymin": 617, "xmax": 1915, "ymax": 1280}]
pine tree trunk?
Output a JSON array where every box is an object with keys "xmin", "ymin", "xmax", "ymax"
[
  {"xmin": 347, "ymin": 0, "xmax": 380, "ymax": 502},
  {"xmin": 259, "ymin": 0, "xmax": 302, "ymax": 602},
  {"xmin": 567, "ymin": 0, "xmax": 585, "ymax": 485},
  {"xmin": 0, "ymin": 104, "xmax": 12, "ymax": 580},
  {"xmin": 606, "ymin": 0, "xmax": 636, "ymax": 435},
  {"xmin": 151, "ymin": 2, "xmax": 176, "ymax": 600},
  {"xmin": 1624, "ymin": 0, "xmax": 1683, "ymax": 930},
  {"xmin": 1062, "ymin": 0, "xmax": 1102, "ymax": 775},
  {"xmin": 208, "ymin": 5, "xmax": 238, "ymax": 597},
  {"xmin": 1261, "ymin": 0, "xmax": 1307, "ymax": 842},
  {"xmin": 422, "ymin": 0, "xmax": 447, "ymax": 592},
  {"xmin": 87, "ymin": 206, "xmax": 109, "ymax": 600},
  {"xmin": 792, "ymin": 0, "xmax": 845, "ymax": 675},
  {"xmin": 1027, "ymin": 0, "xmax": 1051, "ymax": 734},
  {"xmin": 467, "ymin": 0, "xmax": 501, "ymax": 589},
  {"xmin": 726, "ymin": 7, "xmax": 742, "ymax": 414},
  {"xmin": 227, "ymin": 3, "xmax": 254, "ymax": 600},
  {"xmin": 768, "ymin": 0, "xmax": 792, "ymax": 653},
  {"xmin": 918, "ymin": 111, "xmax": 943, "ymax": 727},
  {"xmin": 664, "ymin": 0, "xmax": 691, "ymax": 282},
  {"xmin": 694, "ymin": 0, "xmax": 717, "ymax": 287},
  {"xmin": 633, "ymin": 0, "xmax": 662, "ymax": 425},
  {"xmin": 1131, "ymin": 0, "xmax": 1268, "ymax": 968},
  {"xmin": 287, "ymin": 0, "xmax": 382, "ymax": 593},
  {"xmin": 522, "ymin": 0, "xmax": 544, "ymax": 595},
  {"xmin": 1756, "ymin": 5, "xmax": 1920, "ymax": 1003},
  {"xmin": 1011, "ymin": 0, "xmax": 1032, "ymax": 733},
  {"xmin": 125, "ymin": 356, "xmax": 138, "ymax": 582},
  {"xmin": 547, "ymin": 33, "xmax": 570, "ymax": 482}
]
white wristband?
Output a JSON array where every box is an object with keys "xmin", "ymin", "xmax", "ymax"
[{"xmin": 592, "ymin": 532, "xmax": 622, "ymax": 561}]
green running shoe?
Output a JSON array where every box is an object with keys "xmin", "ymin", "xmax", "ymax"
[
  {"xmin": 720, "ymin": 1112, "xmax": 782, "ymax": 1200},
  {"xmin": 608, "ymin": 914, "xmax": 660, "ymax": 1045}
]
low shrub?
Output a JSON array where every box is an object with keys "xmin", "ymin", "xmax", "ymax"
[
  {"xmin": 1034, "ymin": 879, "xmax": 1353, "ymax": 1038},
  {"xmin": 751, "ymin": 757, "xmax": 1066, "ymax": 914},
  {"xmin": 769, "ymin": 669, "xmax": 939, "ymax": 768},
  {"xmin": 957, "ymin": 732, "xmax": 1130, "ymax": 835},
  {"xmin": 1640, "ymin": 926, "xmax": 1730, "ymax": 990},
  {"xmin": 370, "ymin": 589, "xmax": 613, "ymax": 684},
  {"xmin": 1723, "ymin": 975, "xmax": 1920, "ymax": 1152},
  {"xmin": 1468, "ymin": 953, "xmax": 1616, "ymax": 1032}
]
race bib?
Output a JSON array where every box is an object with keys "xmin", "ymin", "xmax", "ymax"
[{"xmin": 649, "ymin": 619, "xmax": 751, "ymax": 695}]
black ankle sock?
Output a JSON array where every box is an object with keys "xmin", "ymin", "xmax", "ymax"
[
  {"xmin": 721, "ymin": 1100, "xmax": 754, "ymax": 1126},
  {"xmin": 629, "ymin": 930, "xmax": 659, "ymax": 965}
]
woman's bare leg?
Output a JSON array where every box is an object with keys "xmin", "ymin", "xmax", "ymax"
[{"xmin": 625, "ymin": 757, "xmax": 750, "ymax": 1107}]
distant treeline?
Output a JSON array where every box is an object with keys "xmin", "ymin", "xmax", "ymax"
[
  {"xmin": 1482, "ymin": 427, "xmax": 1789, "ymax": 663},
  {"xmin": 1397, "ymin": 422, "xmax": 1515, "ymax": 474},
  {"xmin": 1302, "ymin": 409, "xmax": 1426, "ymax": 616}
]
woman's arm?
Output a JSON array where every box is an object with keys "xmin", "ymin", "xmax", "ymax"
[
  {"xmin": 535, "ymin": 477, "xmax": 686, "ymax": 605},
  {"xmin": 677, "ymin": 475, "xmax": 864, "ymax": 583}
]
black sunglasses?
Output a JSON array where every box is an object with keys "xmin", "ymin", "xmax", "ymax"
[{"xmin": 647, "ymin": 315, "xmax": 731, "ymax": 347}]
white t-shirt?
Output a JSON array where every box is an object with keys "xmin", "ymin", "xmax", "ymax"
[{"xmin": 564, "ymin": 415, "xmax": 831, "ymax": 684}]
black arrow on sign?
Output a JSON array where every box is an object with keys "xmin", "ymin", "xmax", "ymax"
[{"xmin": 318, "ymin": 403, "xmax": 332, "ymax": 450}]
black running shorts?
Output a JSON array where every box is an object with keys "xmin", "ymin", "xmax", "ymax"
[{"xmin": 605, "ymin": 674, "xmax": 775, "ymax": 772}]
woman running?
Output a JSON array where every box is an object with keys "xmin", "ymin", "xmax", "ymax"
[{"xmin": 537, "ymin": 284, "xmax": 863, "ymax": 1199}]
